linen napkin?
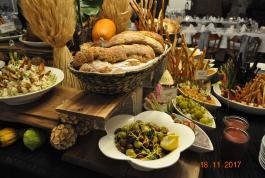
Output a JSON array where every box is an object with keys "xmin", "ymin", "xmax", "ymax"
[
  {"xmin": 226, "ymin": 25, "xmax": 235, "ymax": 34},
  {"xmin": 207, "ymin": 23, "xmax": 216, "ymax": 31},
  {"xmin": 187, "ymin": 24, "xmax": 196, "ymax": 32},
  {"xmin": 200, "ymin": 25, "xmax": 206, "ymax": 32},
  {"xmin": 240, "ymin": 24, "xmax": 247, "ymax": 33}
]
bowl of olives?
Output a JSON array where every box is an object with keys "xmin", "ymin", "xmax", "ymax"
[{"xmin": 98, "ymin": 111, "xmax": 195, "ymax": 171}]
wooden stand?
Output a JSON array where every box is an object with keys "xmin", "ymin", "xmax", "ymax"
[{"xmin": 0, "ymin": 87, "xmax": 143, "ymax": 130}]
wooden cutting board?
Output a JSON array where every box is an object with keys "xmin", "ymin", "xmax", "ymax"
[
  {"xmin": 0, "ymin": 87, "xmax": 80, "ymax": 129},
  {"xmin": 62, "ymin": 130, "xmax": 201, "ymax": 178},
  {"xmin": 56, "ymin": 92, "xmax": 130, "ymax": 120}
]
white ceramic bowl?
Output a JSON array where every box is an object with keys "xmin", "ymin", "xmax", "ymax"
[
  {"xmin": 0, "ymin": 60, "xmax": 5, "ymax": 69},
  {"xmin": 19, "ymin": 37, "xmax": 50, "ymax": 48},
  {"xmin": 98, "ymin": 111, "xmax": 195, "ymax": 171},
  {"xmin": 213, "ymin": 84, "xmax": 265, "ymax": 115},
  {"xmin": 177, "ymin": 87, "xmax": 221, "ymax": 111},
  {"xmin": 0, "ymin": 66, "xmax": 64, "ymax": 105},
  {"xmin": 173, "ymin": 114, "xmax": 214, "ymax": 153},
  {"xmin": 207, "ymin": 68, "xmax": 218, "ymax": 80},
  {"xmin": 172, "ymin": 99, "xmax": 216, "ymax": 130}
]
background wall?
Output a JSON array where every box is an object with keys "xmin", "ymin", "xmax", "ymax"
[
  {"xmin": 0, "ymin": 0, "xmax": 18, "ymax": 12},
  {"xmin": 168, "ymin": 0, "xmax": 187, "ymax": 10}
]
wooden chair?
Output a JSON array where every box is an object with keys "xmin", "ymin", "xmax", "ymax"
[
  {"xmin": 191, "ymin": 32, "xmax": 222, "ymax": 58},
  {"xmin": 191, "ymin": 32, "xmax": 201, "ymax": 47},
  {"xmin": 227, "ymin": 35, "xmax": 261, "ymax": 61},
  {"xmin": 248, "ymin": 37, "xmax": 261, "ymax": 61},
  {"xmin": 227, "ymin": 35, "xmax": 241, "ymax": 58},
  {"xmin": 207, "ymin": 34, "xmax": 223, "ymax": 58}
]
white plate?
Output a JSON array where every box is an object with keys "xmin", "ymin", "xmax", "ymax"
[
  {"xmin": 0, "ymin": 66, "xmax": 64, "ymax": 105},
  {"xmin": 19, "ymin": 37, "xmax": 50, "ymax": 48},
  {"xmin": 209, "ymin": 64, "xmax": 215, "ymax": 68},
  {"xmin": 207, "ymin": 68, "xmax": 218, "ymax": 80},
  {"xmin": 177, "ymin": 87, "xmax": 221, "ymax": 111},
  {"xmin": 213, "ymin": 84, "xmax": 265, "ymax": 115},
  {"xmin": 172, "ymin": 114, "xmax": 214, "ymax": 153},
  {"xmin": 259, "ymin": 157, "xmax": 265, "ymax": 170},
  {"xmin": 0, "ymin": 34, "xmax": 22, "ymax": 42},
  {"xmin": 172, "ymin": 99, "xmax": 216, "ymax": 130},
  {"xmin": 0, "ymin": 61, "xmax": 5, "ymax": 69},
  {"xmin": 250, "ymin": 62, "xmax": 265, "ymax": 71},
  {"xmin": 98, "ymin": 111, "xmax": 195, "ymax": 171},
  {"xmin": 206, "ymin": 59, "xmax": 215, "ymax": 63}
]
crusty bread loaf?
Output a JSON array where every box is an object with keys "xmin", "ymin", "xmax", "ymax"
[
  {"xmin": 102, "ymin": 31, "xmax": 164, "ymax": 54},
  {"xmin": 73, "ymin": 44, "xmax": 155, "ymax": 67}
]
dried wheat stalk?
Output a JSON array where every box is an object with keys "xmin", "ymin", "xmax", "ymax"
[
  {"xmin": 101, "ymin": 0, "xmax": 131, "ymax": 33},
  {"xmin": 20, "ymin": 0, "xmax": 81, "ymax": 89}
]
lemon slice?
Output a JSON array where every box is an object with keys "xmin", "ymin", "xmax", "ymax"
[{"xmin": 160, "ymin": 134, "xmax": 179, "ymax": 151}]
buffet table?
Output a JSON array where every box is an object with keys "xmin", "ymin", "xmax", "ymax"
[{"xmin": 0, "ymin": 103, "xmax": 264, "ymax": 178}]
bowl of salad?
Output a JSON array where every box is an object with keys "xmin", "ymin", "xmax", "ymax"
[
  {"xmin": 0, "ymin": 58, "xmax": 64, "ymax": 105},
  {"xmin": 98, "ymin": 111, "xmax": 195, "ymax": 171}
]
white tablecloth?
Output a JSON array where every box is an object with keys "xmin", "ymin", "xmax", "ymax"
[{"xmin": 181, "ymin": 28, "xmax": 265, "ymax": 53}]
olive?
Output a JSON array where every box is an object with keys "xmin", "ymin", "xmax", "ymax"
[
  {"xmin": 148, "ymin": 155, "xmax": 156, "ymax": 160},
  {"xmin": 148, "ymin": 143, "xmax": 153, "ymax": 150},
  {"xmin": 117, "ymin": 131, "xmax": 127, "ymax": 139},
  {"xmin": 140, "ymin": 150, "xmax": 147, "ymax": 155},
  {"xmin": 126, "ymin": 149, "xmax": 136, "ymax": 157},
  {"xmin": 141, "ymin": 125, "xmax": 151, "ymax": 133},
  {"xmin": 161, "ymin": 126, "xmax": 168, "ymax": 134},
  {"xmin": 139, "ymin": 137, "xmax": 144, "ymax": 142},
  {"xmin": 114, "ymin": 128, "xmax": 122, "ymax": 134},
  {"xmin": 157, "ymin": 132, "xmax": 164, "ymax": 141},
  {"xmin": 132, "ymin": 124, "xmax": 140, "ymax": 131},
  {"xmin": 127, "ymin": 144, "xmax": 133, "ymax": 149},
  {"xmin": 155, "ymin": 126, "xmax": 160, "ymax": 132},
  {"xmin": 135, "ymin": 148, "xmax": 140, "ymax": 154},
  {"xmin": 122, "ymin": 125, "xmax": 130, "ymax": 131},
  {"xmin": 136, "ymin": 154, "xmax": 146, "ymax": 159},
  {"xmin": 133, "ymin": 130, "xmax": 139, "ymax": 136},
  {"xmin": 134, "ymin": 141, "xmax": 143, "ymax": 148},
  {"xmin": 127, "ymin": 136, "xmax": 135, "ymax": 144},
  {"xmin": 119, "ymin": 146, "xmax": 125, "ymax": 153},
  {"xmin": 152, "ymin": 136, "xmax": 158, "ymax": 143},
  {"xmin": 120, "ymin": 139, "xmax": 127, "ymax": 147},
  {"xmin": 145, "ymin": 149, "xmax": 151, "ymax": 153},
  {"xmin": 143, "ymin": 142, "xmax": 149, "ymax": 148}
]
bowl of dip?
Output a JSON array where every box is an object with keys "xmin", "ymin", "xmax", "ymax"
[{"xmin": 223, "ymin": 115, "xmax": 249, "ymax": 130}]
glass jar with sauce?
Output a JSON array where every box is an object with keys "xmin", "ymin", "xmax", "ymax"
[
  {"xmin": 221, "ymin": 127, "xmax": 250, "ymax": 161},
  {"xmin": 223, "ymin": 115, "xmax": 249, "ymax": 130}
]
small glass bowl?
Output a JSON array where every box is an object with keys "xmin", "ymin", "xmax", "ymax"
[{"xmin": 223, "ymin": 115, "xmax": 249, "ymax": 130}]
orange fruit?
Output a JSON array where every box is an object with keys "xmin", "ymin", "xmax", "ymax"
[{"xmin": 92, "ymin": 19, "xmax": 116, "ymax": 41}]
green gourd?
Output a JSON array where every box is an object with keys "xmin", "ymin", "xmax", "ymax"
[{"xmin": 23, "ymin": 128, "xmax": 45, "ymax": 151}]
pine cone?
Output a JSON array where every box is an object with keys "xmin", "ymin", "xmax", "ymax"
[
  {"xmin": 75, "ymin": 120, "xmax": 93, "ymax": 136},
  {"xmin": 59, "ymin": 113, "xmax": 79, "ymax": 125},
  {"xmin": 50, "ymin": 124, "xmax": 77, "ymax": 150}
]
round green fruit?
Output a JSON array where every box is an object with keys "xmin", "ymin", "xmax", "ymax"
[{"xmin": 23, "ymin": 128, "xmax": 45, "ymax": 151}]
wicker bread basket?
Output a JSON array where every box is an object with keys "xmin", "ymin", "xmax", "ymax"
[{"xmin": 68, "ymin": 43, "xmax": 171, "ymax": 94}]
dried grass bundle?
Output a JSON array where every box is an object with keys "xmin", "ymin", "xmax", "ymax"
[
  {"xmin": 101, "ymin": 0, "xmax": 131, "ymax": 33},
  {"xmin": 20, "ymin": 0, "xmax": 81, "ymax": 88}
]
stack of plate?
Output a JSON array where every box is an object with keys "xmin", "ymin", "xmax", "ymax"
[{"xmin": 259, "ymin": 135, "xmax": 265, "ymax": 170}]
